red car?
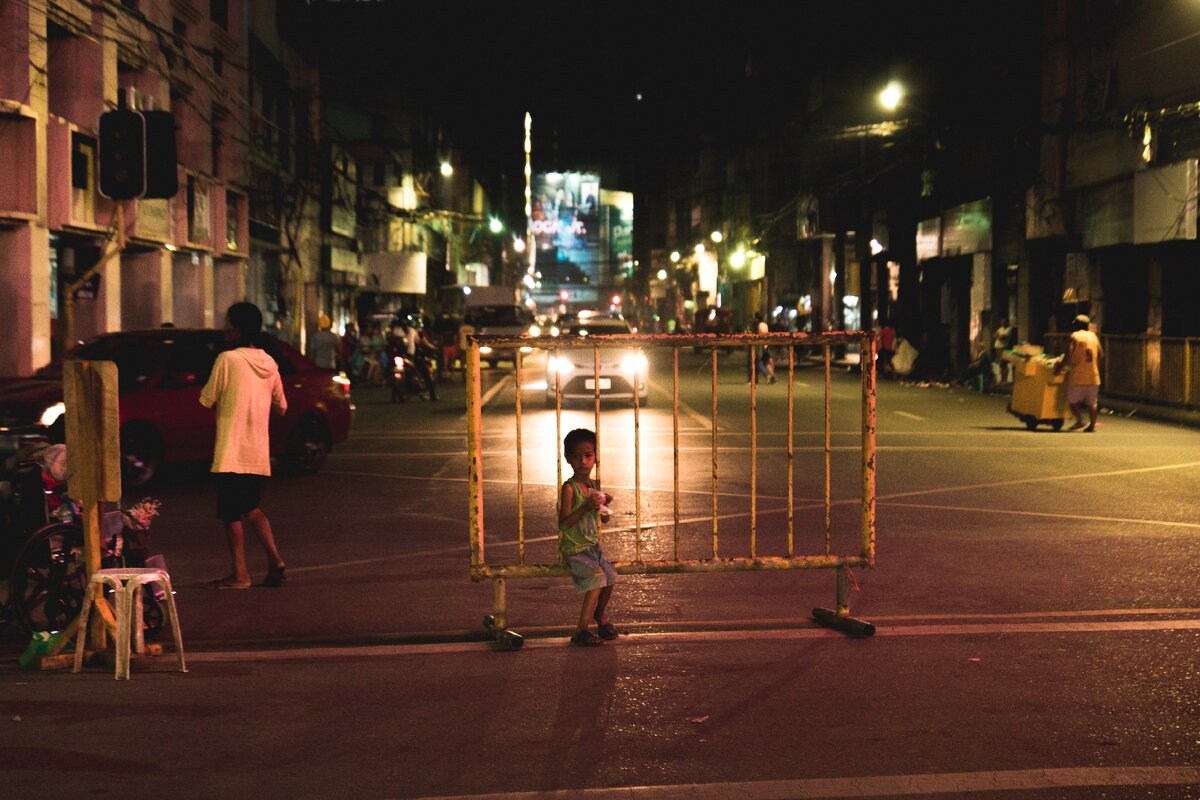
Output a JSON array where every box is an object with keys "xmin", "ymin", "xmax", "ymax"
[{"xmin": 0, "ymin": 329, "xmax": 353, "ymax": 485}]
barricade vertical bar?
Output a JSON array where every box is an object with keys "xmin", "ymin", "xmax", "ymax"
[
  {"xmin": 634, "ymin": 347, "xmax": 642, "ymax": 562},
  {"xmin": 862, "ymin": 332, "xmax": 877, "ymax": 565},
  {"xmin": 787, "ymin": 339, "xmax": 795, "ymax": 557},
  {"xmin": 594, "ymin": 345, "xmax": 602, "ymax": 539},
  {"xmin": 824, "ymin": 343, "xmax": 832, "ymax": 556},
  {"xmin": 515, "ymin": 349, "xmax": 525, "ymax": 564},
  {"xmin": 673, "ymin": 346, "xmax": 680, "ymax": 560},
  {"xmin": 466, "ymin": 341, "xmax": 484, "ymax": 569},
  {"xmin": 1185, "ymin": 339, "xmax": 1192, "ymax": 407},
  {"xmin": 555, "ymin": 348, "xmax": 563, "ymax": 564},
  {"xmin": 711, "ymin": 346, "xmax": 719, "ymax": 559},
  {"xmin": 750, "ymin": 339, "xmax": 758, "ymax": 559}
]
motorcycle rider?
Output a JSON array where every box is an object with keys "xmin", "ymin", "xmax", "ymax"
[{"xmin": 400, "ymin": 317, "xmax": 439, "ymax": 401}]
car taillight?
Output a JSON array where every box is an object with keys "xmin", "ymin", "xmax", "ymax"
[{"xmin": 333, "ymin": 373, "xmax": 352, "ymax": 396}]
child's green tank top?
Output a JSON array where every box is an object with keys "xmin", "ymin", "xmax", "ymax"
[{"xmin": 558, "ymin": 477, "xmax": 599, "ymax": 555}]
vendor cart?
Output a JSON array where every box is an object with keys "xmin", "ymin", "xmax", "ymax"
[{"xmin": 1005, "ymin": 352, "xmax": 1069, "ymax": 431}]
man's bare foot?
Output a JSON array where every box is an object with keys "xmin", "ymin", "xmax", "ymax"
[
  {"xmin": 1068, "ymin": 421, "xmax": 1086, "ymax": 431},
  {"xmin": 208, "ymin": 576, "xmax": 251, "ymax": 589}
]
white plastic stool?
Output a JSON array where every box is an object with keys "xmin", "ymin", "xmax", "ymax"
[{"xmin": 72, "ymin": 568, "xmax": 187, "ymax": 680}]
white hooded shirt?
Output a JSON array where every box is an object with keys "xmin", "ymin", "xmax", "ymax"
[{"xmin": 200, "ymin": 347, "xmax": 287, "ymax": 475}]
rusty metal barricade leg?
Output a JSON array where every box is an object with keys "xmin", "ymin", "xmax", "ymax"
[
  {"xmin": 813, "ymin": 564, "xmax": 875, "ymax": 636},
  {"xmin": 482, "ymin": 577, "xmax": 523, "ymax": 649}
]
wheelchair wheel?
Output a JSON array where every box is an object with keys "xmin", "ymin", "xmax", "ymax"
[{"xmin": 8, "ymin": 523, "xmax": 87, "ymax": 634}]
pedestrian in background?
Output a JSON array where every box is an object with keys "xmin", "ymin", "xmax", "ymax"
[
  {"xmin": 200, "ymin": 302, "xmax": 288, "ymax": 589},
  {"xmin": 1057, "ymin": 313, "xmax": 1103, "ymax": 432},
  {"xmin": 309, "ymin": 313, "xmax": 340, "ymax": 370},
  {"xmin": 992, "ymin": 317, "xmax": 1014, "ymax": 384},
  {"xmin": 558, "ymin": 428, "xmax": 619, "ymax": 646},
  {"xmin": 877, "ymin": 319, "xmax": 897, "ymax": 377}
]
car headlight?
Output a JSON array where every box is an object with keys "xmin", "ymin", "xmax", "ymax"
[
  {"xmin": 39, "ymin": 401, "xmax": 65, "ymax": 428},
  {"xmin": 529, "ymin": 324, "xmax": 541, "ymax": 336},
  {"xmin": 547, "ymin": 356, "xmax": 576, "ymax": 375},
  {"xmin": 620, "ymin": 353, "xmax": 649, "ymax": 374}
]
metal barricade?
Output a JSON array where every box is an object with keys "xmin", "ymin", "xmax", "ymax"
[{"xmin": 466, "ymin": 331, "xmax": 877, "ymax": 648}]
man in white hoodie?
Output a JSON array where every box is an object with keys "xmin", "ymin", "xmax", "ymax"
[{"xmin": 200, "ymin": 302, "xmax": 288, "ymax": 589}]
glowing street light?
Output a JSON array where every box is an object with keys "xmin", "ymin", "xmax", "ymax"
[
  {"xmin": 879, "ymin": 81, "xmax": 904, "ymax": 112},
  {"xmin": 729, "ymin": 248, "xmax": 747, "ymax": 269},
  {"xmin": 656, "ymin": 269, "xmax": 668, "ymax": 280},
  {"xmin": 694, "ymin": 243, "xmax": 705, "ymax": 255},
  {"xmin": 512, "ymin": 236, "xmax": 526, "ymax": 253},
  {"xmin": 670, "ymin": 250, "xmax": 681, "ymax": 263},
  {"xmin": 710, "ymin": 230, "xmax": 723, "ymax": 244},
  {"xmin": 440, "ymin": 161, "xmax": 454, "ymax": 177},
  {"xmin": 488, "ymin": 217, "xmax": 503, "ymax": 234}
]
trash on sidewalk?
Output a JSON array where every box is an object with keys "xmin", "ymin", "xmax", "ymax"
[{"xmin": 17, "ymin": 631, "xmax": 68, "ymax": 669}]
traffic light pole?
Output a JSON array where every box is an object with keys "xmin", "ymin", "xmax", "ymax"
[{"xmin": 63, "ymin": 203, "xmax": 125, "ymax": 352}]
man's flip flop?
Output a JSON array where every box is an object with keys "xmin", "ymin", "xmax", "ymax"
[{"xmin": 208, "ymin": 578, "xmax": 251, "ymax": 590}]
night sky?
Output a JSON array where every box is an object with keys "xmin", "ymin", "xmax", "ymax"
[{"xmin": 290, "ymin": 1, "xmax": 1042, "ymax": 200}]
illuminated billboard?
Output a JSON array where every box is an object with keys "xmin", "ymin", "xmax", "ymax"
[{"xmin": 530, "ymin": 171, "xmax": 601, "ymax": 302}]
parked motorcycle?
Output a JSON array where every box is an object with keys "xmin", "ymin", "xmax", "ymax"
[{"xmin": 0, "ymin": 441, "xmax": 165, "ymax": 637}]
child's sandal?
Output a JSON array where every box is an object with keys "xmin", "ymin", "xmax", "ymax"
[
  {"xmin": 569, "ymin": 630, "xmax": 604, "ymax": 647},
  {"xmin": 596, "ymin": 622, "xmax": 619, "ymax": 640}
]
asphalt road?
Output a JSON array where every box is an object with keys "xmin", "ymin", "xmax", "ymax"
[{"xmin": 2, "ymin": 347, "xmax": 1198, "ymax": 799}]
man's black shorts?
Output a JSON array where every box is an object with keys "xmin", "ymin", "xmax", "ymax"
[{"xmin": 215, "ymin": 473, "xmax": 265, "ymax": 522}]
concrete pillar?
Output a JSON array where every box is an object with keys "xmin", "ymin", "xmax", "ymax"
[{"xmin": 0, "ymin": 226, "xmax": 52, "ymax": 375}]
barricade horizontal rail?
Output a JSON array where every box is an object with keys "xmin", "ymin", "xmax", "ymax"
[{"xmin": 465, "ymin": 330, "xmax": 877, "ymax": 646}]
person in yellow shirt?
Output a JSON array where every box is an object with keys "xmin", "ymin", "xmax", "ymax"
[{"xmin": 1056, "ymin": 314, "xmax": 1102, "ymax": 432}]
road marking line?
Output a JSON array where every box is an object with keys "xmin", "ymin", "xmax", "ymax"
[
  {"xmin": 878, "ymin": 459, "xmax": 1200, "ymax": 502},
  {"xmin": 648, "ymin": 378, "xmax": 713, "ymax": 431},
  {"xmin": 886, "ymin": 501, "xmax": 1200, "ymax": 531},
  {"xmin": 894, "ymin": 410, "xmax": 925, "ymax": 420},
  {"xmin": 396, "ymin": 767, "xmax": 1200, "ymax": 799},
  {"xmin": 477, "ymin": 374, "xmax": 512, "ymax": 410}
]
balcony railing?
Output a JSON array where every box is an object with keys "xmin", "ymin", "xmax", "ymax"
[{"xmin": 1043, "ymin": 333, "xmax": 1199, "ymax": 409}]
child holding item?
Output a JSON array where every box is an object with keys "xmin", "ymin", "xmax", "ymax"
[{"xmin": 558, "ymin": 428, "xmax": 619, "ymax": 646}]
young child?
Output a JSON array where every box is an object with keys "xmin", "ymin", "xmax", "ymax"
[{"xmin": 558, "ymin": 428, "xmax": 619, "ymax": 646}]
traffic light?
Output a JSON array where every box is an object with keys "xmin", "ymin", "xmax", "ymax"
[
  {"xmin": 98, "ymin": 109, "xmax": 146, "ymax": 200},
  {"xmin": 142, "ymin": 110, "xmax": 178, "ymax": 199}
]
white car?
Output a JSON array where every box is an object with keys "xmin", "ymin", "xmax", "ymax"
[{"xmin": 544, "ymin": 315, "xmax": 649, "ymax": 407}]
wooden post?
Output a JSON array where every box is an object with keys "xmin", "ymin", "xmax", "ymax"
[{"xmin": 55, "ymin": 360, "xmax": 123, "ymax": 654}]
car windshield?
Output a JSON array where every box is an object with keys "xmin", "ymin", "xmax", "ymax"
[
  {"xmin": 467, "ymin": 306, "xmax": 533, "ymax": 326},
  {"xmin": 564, "ymin": 321, "xmax": 630, "ymax": 336}
]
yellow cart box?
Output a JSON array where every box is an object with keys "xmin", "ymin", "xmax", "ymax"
[{"xmin": 1010, "ymin": 359, "xmax": 1069, "ymax": 421}]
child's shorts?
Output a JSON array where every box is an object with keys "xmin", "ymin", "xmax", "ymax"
[{"xmin": 565, "ymin": 545, "xmax": 618, "ymax": 594}]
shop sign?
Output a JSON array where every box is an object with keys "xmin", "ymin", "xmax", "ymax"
[
  {"xmin": 941, "ymin": 198, "xmax": 992, "ymax": 256},
  {"xmin": 136, "ymin": 198, "xmax": 171, "ymax": 241}
]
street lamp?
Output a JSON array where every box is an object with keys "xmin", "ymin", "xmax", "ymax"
[
  {"xmin": 879, "ymin": 81, "xmax": 904, "ymax": 112},
  {"xmin": 694, "ymin": 243, "xmax": 705, "ymax": 255},
  {"xmin": 710, "ymin": 230, "xmax": 723, "ymax": 244},
  {"xmin": 488, "ymin": 217, "xmax": 503, "ymax": 234},
  {"xmin": 440, "ymin": 161, "xmax": 454, "ymax": 177},
  {"xmin": 670, "ymin": 250, "xmax": 681, "ymax": 263},
  {"xmin": 729, "ymin": 248, "xmax": 747, "ymax": 269}
]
